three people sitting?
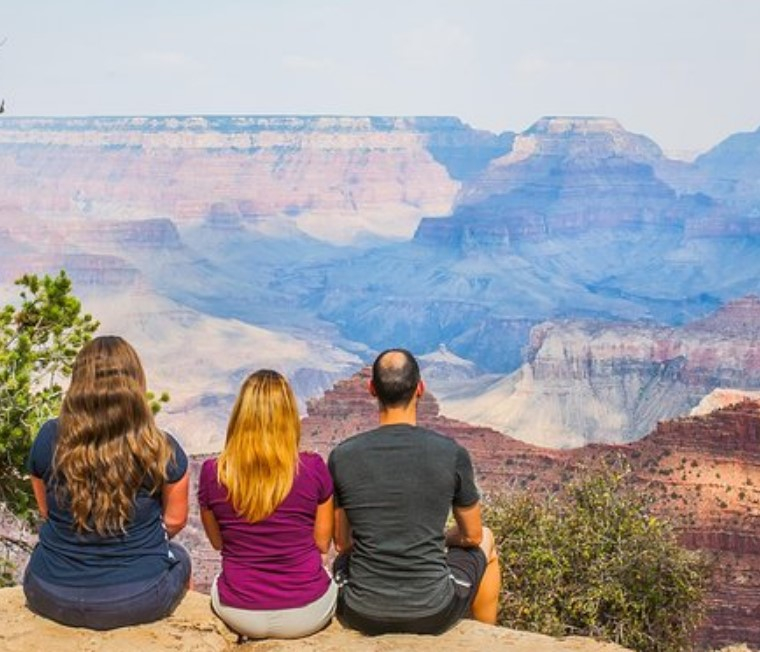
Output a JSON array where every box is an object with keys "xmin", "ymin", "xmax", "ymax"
[{"xmin": 23, "ymin": 339, "xmax": 498, "ymax": 637}]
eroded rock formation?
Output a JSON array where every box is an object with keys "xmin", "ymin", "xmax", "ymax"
[
  {"xmin": 0, "ymin": 116, "xmax": 499, "ymax": 242},
  {"xmin": 435, "ymin": 296, "xmax": 760, "ymax": 448}
]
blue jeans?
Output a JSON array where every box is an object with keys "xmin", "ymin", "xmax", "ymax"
[{"xmin": 23, "ymin": 542, "xmax": 191, "ymax": 630}]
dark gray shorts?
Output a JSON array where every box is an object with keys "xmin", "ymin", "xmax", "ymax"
[
  {"xmin": 23, "ymin": 541, "xmax": 191, "ymax": 630},
  {"xmin": 337, "ymin": 546, "xmax": 488, "ymax": 635}
]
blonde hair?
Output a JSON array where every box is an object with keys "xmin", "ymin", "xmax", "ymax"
[
  {"xmin": 53, "ymin": 336, "xmax": 173, "ymax": 535},
  {"xmin": 217, "ymin": 369, "xmax": 300, "ymax": 522}
]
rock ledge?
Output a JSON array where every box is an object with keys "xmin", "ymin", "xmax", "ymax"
[{"xmin": 0, "ymin": 586, "xmax": 630, "ymax": 651}]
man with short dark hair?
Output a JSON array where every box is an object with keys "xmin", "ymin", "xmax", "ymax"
[{"xmin": 328, "ymin": 348, "xmax": 500, "ymax": 635}]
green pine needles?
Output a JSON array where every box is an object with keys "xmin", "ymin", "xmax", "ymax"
[
  {"xmin": 0, "ymin": 271, "xmax": 99, "ymax": 519},
  {"xmin": 485, "ymin": 464, "xmax": 712, "ymax": 652}
]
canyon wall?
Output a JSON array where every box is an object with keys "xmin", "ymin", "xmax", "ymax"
[
  {"xmin": 434, "ymin": 296, "xmax": 760, "ymax": 448},
  {"xmin": 0, "ymin": 115, "xmax": 509, "ymax": 242},
  {"xmin": 1, "ymin": 114, "xmax": 759, "ymax": 450}
]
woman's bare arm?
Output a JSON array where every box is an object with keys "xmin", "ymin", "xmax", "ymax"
[
  {"xmin": 31, "ymin": 476, "xmax": 48, "ymax": 520},
  {"xmin": 200, "ymin": 507, "xmax": 223, "ymax": 550},
  {"xmin": 314, "ymin": 496, "xmax": 334, "ymax": 554},
  {"xmin": 161, "ymin": 472, "xmax": 189, "ymax": 538}
]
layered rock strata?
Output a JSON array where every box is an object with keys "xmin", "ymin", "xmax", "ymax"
[
  {"xmin": 0, "ymin": 116, "xmax": 506, "ymax": 242},
  {"xmin": 435, "ymin": 296, "xmax": 760, "ymax": 448}
]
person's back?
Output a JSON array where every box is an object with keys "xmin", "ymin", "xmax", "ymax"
[
  {"xmin": 23, "ymin": 336, "xmax": 191, "ymax": 630},
  {"xmin": 199, "ymin": 451, "xmax": 332, "ymax": 610},
  {"xmin": 329, "ymin": 423, "xmax": 478, "ymax": 619},
  {"xmin": 198, "ymin": 369, "xmax": 337, "ymax": 640},
  {"xmin": 328, "ymin": 349, "xmax": 500, "ymax": 635}
]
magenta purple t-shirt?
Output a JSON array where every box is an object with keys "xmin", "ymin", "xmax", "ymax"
[{"xmin": 198, "ymin": 451, "xmax": 333, "ymax": 610}]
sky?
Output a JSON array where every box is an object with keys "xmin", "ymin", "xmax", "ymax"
[{"xmin": 1, "ymin": 0, "xmax": 759, "ymax": 158}]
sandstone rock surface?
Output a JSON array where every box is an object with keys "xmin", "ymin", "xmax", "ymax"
[
  {"xmin": 0, "ymin": 586, "xmax": 232, "ymax": 651},
  {"xmin": 0, "ymin": 586, "xmax": 630, "ymax": 652},
  {"xmin": 0, "ymin": 115, "xmax": 465, "ymax": 243}
]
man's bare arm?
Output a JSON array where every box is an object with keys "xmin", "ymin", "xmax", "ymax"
[{"xmin": 446, "ymin": 501, "xmax": 483, "ymax": 548}]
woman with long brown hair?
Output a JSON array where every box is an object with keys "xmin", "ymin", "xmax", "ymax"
[
  {"xmin": 198, "ymin": 369, "xmax": 336, "ymax": 639},
  {"xmin": 23, "ymin": 336, "xmax": 191, "ymax": 629}
]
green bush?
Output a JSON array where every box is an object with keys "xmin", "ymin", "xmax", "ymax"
[
  {"xmin": 484, "ymin": 464, "xmax": 711, "ymax": 652},
  {"xmin": 0, "ymin": 559, "xmax": 13, "ymax": 588}
]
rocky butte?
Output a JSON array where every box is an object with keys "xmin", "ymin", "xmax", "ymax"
[{"xmin": 431, "ymin": 295, "xmax": 760, "ymax": 448}]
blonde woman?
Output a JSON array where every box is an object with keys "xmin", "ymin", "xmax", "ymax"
[
  {"xmin": 23, "ymin": 336, "xmax": 191, "ymax": 629},
  {"xmin": 198, "ymin": 369, "xmax": 336, "ymax": 639}
]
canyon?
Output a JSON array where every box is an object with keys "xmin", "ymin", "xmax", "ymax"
[
  {"xmin": 0, "ymin": 107, "xmax": 758, "ymax": 649},
  {"xmin": 1, "ymin": 114, "xmax": 759, "ymax": 450},
  {"xmin": 0, "ymin": 115, "xmax": 498, "ymax": 242}
]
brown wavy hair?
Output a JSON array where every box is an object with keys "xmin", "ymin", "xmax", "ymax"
[
  {"xmin": 217, "ymin": 369, "xmax": 300, "ymax": 522},
  {"xmin": 52, "ymin": 336, "xmax": 173, "ymax": 535}
]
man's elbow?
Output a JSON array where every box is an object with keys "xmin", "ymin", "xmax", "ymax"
[{"xmin": 447, "ymin": 520, "xmax": 483, "ymax": 548}]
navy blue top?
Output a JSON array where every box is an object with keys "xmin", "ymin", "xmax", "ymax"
[{"xmin": 27, "ymin": 418, "xmax": 188, "ymax": 587}]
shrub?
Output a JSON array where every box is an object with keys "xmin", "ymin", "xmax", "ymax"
[
  {"xmin": 0, "ymin": 559, "xmax": 13, "ymax": 588},
  {"xmin": 484, "ymin": 464, "xmax": 711, "ymax": 652}
]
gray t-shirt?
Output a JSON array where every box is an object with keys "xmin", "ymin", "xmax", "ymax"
[{"xmin": 328, "ymin": 423, "xmax": 480, "ymax": 619}]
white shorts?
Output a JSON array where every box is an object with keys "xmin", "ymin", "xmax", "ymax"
[{"xmin": 211, "ymin": 575, "xmax": 337, "ymax": 640}]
